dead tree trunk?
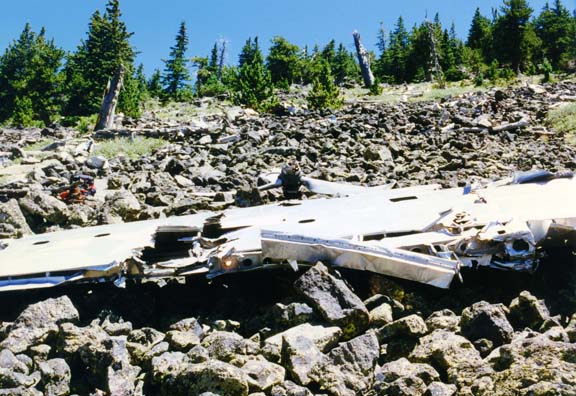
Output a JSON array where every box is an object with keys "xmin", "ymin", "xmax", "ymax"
[
  {"xmin": 425, "ymin": 21, "xmax": 445, "ymax": 88},
  {"xmin": 352, "ymin": 31, "xmax": 375, "ymax": 88},
  {"xmin": 95, "ymin": 64, "xmax": 125, "ymax": 131},
  {"xmin": 217, "ymin": 40, "xmax": 227, "ymax": 81}
]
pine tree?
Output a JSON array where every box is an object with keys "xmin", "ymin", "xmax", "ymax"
[
  {"xmin": 234, "ymin": 37, "xmax": 276, "ymax": 111},
  {"xmin": 467, "ymin": 7, "xmax": 493, "ymax": 62},
  {"xmin": 0, "ymin": 23, "xmax": 64, "ymax": 126},
  {"xmin": 64, "ymin": 0, "xmax": 136, "ymax": 116},
  {"xmin": 493, "ymin": 0, "xmax": 538, "ymax": 73},
  {"xmin": 266, "ymin": 36, "xmax": 300, "ymax": 88},
  {"xmin": 387, "ymin": 16, "xmax": 410, "ymax": 83},
  {"xmin": 162, "ymin": 21, "xmax": 191, "ymax": 101},
  {"xmin": 307, "ymin": 58, "xmax": 342, "ymax": 110},
  {"xmin": 535, "ymin": 0, "xmax": 574, "ymax": 69},
  {"xmin": 148, "ymin": 69, "xmax": 163, "ymax": 98},
  {"xmin": 332, "ymin": 43, "xmax": 360, "ymax": 85}
]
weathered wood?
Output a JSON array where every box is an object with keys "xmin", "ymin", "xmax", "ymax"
[
  {"xmin": 492, "ymin": 119, "xmax": 530, "ymax": 133},
  {"xmin": 425, "ymin": 21, "xmax": 445, "ymax": 88},
  {"xmin": 352, "ymin": 31, "xmax": 375, "ymax": 88},
  {"xmin": 95, "ymin": 64, "xmax": 125, "ymax": 131}
]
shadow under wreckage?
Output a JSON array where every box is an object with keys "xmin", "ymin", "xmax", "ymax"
[{"xmin": 0, "ymin": 170, "xmax": 575, "ymax": 292}]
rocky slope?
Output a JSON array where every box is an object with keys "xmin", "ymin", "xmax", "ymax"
[{"xmin": 0, "ymin": 81, "xmax": 575, "ymax": 395}]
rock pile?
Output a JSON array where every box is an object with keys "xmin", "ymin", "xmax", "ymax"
[
  {"xmin": 1, "ymin": 82, "xmax": 575, "ymax": 236},
  {"xmin": 0, "ymin": 263, "xmax": 573, "ymax": 395}
]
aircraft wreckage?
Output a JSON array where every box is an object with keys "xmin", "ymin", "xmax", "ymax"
[{"xmin": 0, "ymin": 169, "xmax": 575, "ymax": 292}]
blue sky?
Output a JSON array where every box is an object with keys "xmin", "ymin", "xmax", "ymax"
[{"xmin": 0, "ymin": 0, "xmax": 569, "ymax": 76}]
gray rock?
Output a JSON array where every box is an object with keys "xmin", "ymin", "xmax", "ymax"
[
  {"xmin": 376, "ymin": 375, "xmax": 427, "ymax": 396},
  {"xmin": 0, "ymin": 349, "xmax": 29, "ymax": 374},
  {"xmin": 375, "ymin": 358, "xmax": 440, "ymax": 385},
  {"xmin": 19, "ymin": 189, "xmax": 69, "ymax": 225},
  {"xmin": 105, "ymin": 189, "xmax": 142, "ymax": 221},
  {"xmin": 378, "ymin": 314, "xmax": 428, "ymax": 341},
  {"xmin": 410, "ymin": 330, "xmax": 492, "ymax": 390},
  {"xmin": 161, "ymin": 360, "xmax": 250, "ymax": 396},
  {"xmin": 269, "ymin": 380, "xmax": 313, "ymax": 396},
  {"xmin": 508, "ymin": 290, "xmax": 550, "ymax": 330},
  {"xmin": 310, "ymin": 332, "xmax": 379, "ymax": 396},
  {"xmin": 187, "ymin": 344, "xmax": 210, "ymax": 363},
  {"xmin": 1, "ymin": 296, "xmax": 79, "ymax": 353},
  {"xmin": 201, "ymin": 331, "xmax": 259, "ymax": 363},
  {"xmin": 242, "ymin": 359, "xmax": 285, "ymax": 391},
  {"xmin": 151, "ymin": 351, "xmax": 190, "ymax": 384},
  {"xmin": 460, "ymin": 301, "xmax": 513, "ymax": 346},
  {"xmin": 424, "ymin": 382, "xmax": 457, "ymax": 396},
  {"xmin": 281, "ymin": 335, "xmax": 323, "ymax": 386},
  {"xmin": 169, "ymin": 317, "xmax": 205, "ymax": 338},
  {"xmin": 425, "ymin": 310, "xmax": 460, "ymax": 333},
  {"xmin": 272, "ymin": 302, "xmax": 315, "ymax": 327},
  {"xmin": 369, "ymin": 302, "xmax": 394, "ymax": 327},
  {"xmin": 0, "ymin": 199, "xmax": 33, "ymax": 237},
  {"xmin": 264, "ymin": 323, "xmax": 342, "ymax": 361},
  {"xmin": 0, "ymin": 386, "xmax": 42, "ymax": 396},
  {"xmin": 38, "ymin": 358, "xmax": 71, "ymax": 396},
  {"xmin": 294, "ymin": 262, "xmax": 369, "ymax": 339},
  {"xmin": 166, "ymin": 330, "xmax": 201, "ymax": 352}
]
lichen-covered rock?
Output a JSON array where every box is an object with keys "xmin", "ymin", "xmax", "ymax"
[
  {"xmin": 150, "ymin": 351, "xmax": 190, "ymax": 384},
  {"xmin": 376, "ymin": 375, "xmax": 427, "ymax": 396},
  {"xmin": 38, "ymin": 358, "xmax": 71, "ymax": 396},
  {"xmin": 310, "ymin": 332, "xmax": 379, "ymax": 396},
  {"xmin": 0, "ymin": 199, "xmax": 33, "ymax": 238},
  {"xmin": 369, "ymin": 302, "xmax": 394, "ymax": 327},
  {"xmin": 409, "ymin": 330, "xmax": 492, "ymax": 390},
  {"xmin": 1, "ymin": 296, "xmax": 79, "ymax": 354},
  {"xmin": 169, "ymin": 317, "xmax": 204, "ymax": 338},
  {"xmin": 294, "ymin": 262, "xmax": 369, "ymax": 339},
  {"xmin": 424, "ymin": 382, "xmax": 457, "ymax": 396},
  {"xmin": 508, "ymin": 290, "xmax": 550, "ymax": 330},
  {"xmin": 201, "ymin": 331, "xmax": 259, "ymax": 363},
  {"xmin": 105, "ymin": 189, "xmax": 142, "ymax": 221},
  {"xmin": 242, "ymin": 358, "xmax": 285, "ymax": 391},
  {"xmin": 18, "ymin": 188, "xmax": 69, "ymax": 225},
  {"xmin": 425, "ymin": 310, "xmax": 459, "ymax": 333},
  {"xmin": 166, "ymin": 330, "xmax": 201, "ymax": 352},
  {"xmin": 281, "ymin": 335, "xmax": 323, "ymax": 386},
  {"xmin": 272, "ymin": 302, "xmax": 315, "ymax": 328},
  {"xmin": 375, "ymin": 358, "xmax": 440, "ymax": 385},
  {"xmin": 160, "ymin": 360, "xmax": 250, "ymax": 396},
  {"xmin": 264, "ymin": 323, "xmax": 341, "ymax": 362},
  {"xmin": 459, "ymin": 301, "xmax": 513, "ymax": 346},
  {"xmin": 378, "ymin": 314, "xmax": 428, "ymax": 341},
  {"xmin": 485, "ymin": 328, "xmax": 576, "ymax": 395},
  {"xmin": 269, "ymin": 380, "xmax": 313, "ymax": 396}
]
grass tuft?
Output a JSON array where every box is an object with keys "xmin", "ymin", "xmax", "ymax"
[
  {"xmin": 546, "ymin": 103, "xmax": 576, "ymax": 144},
  {"xmin": 22, "ymin": 139, "xmax": 54, "ymax": 151},
  {"xmin": 94, "ymin": 136, "xmax": 167, "ymax": 159}
]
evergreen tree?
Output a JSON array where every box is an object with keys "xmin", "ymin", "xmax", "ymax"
[
  {"xmin": 467, "ymin": 7, "xmax": 493, "ymax": 61},
  {"xmin": 0, "ymin": 23, "xmax": 64, "ymax": 125},
  {"xmin": 492, "ymin": 0, "xmax": 539, "ymax": 73},
  {"xmin": 148, "ymin": 69, "xmax": 163, "ymax": 98},
  {"xmin": 535, "ymin": 0, "xmax": 574, "ymax": 69},
  {"xmin": 332, "ymin": 43, "xmax": 360, "ymax": 85},
  {"xmin": 234, "ymin": 37, "xmax": 276, "ymax": 111},
  {"xmin": 266, "ymin": 36, "xmax": 300, "ymax": 88},
  {"xmin": 307, "ymin": 58, "xmax": 342, "ymax": 110},
  {"xmin": 64, "ymin": 0, "xmax": 136, "ymax": 116},
  {"xmin": 387, "ymin": 16, "xmax": 410, "ymax": 83},
  {"xmin": 162, "ymin": 21, "xmax": 191, "ymax": 101},
  {"xmin": 238, "ymin": 37, "xmax": 259, "ymax": 67},
  {"xmin": 321, "ymin": 40, "xmax": 337, "ymax": 71}
]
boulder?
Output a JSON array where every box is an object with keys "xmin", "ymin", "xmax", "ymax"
[
  {"xmin": 309, "ymin": 332, "xmax": 379, "ymax": 396},
  {"xmin": 201, "ymin": 331, "xmax": 259, "ymax": 363},
  {"xmin": 166, "ymin": 330, "xmax": 201, "ymax": 352},
  {"xmin": 263, "ymin": 323, "xmax": 341, "ymax": 361},
  {"xmin": 424, "ymin": 382, "xmax": 457, "ymax": 396},
  {"xmin": 1, "ymin": 296, "xmax": 79, "ymax": 354},
  {"xmin": 378, "ymin": 314, "xmax": 428, "ymax": 341},
  {"xmin": 409, "ymin": 330, "xmax": 492, "ymax": 390},
  {"xmin": 508, "ymin": 290, "xmax": 550, "ymax": 330},
  {"xmin": 425, "ymin": 310, "xmax": 460, "ymax": 333},
  {"xmin": 369, "ymin": 302, "xmax": 394, "ymax": 327},
  {"xmin": 18, "ymin": 189, "xmax": 68, "ymax": 225},
  {"xmin": 272, "ymin": 302, "xmax": 315, "ymax": 328},
  {"xmin": 375, "ymin": 375, "xmax": 427, "ymax": 396},
  {"xmin": 281, "ymin": 335, "xmax": 323, "ymax": 386},
  {"xmin": 242, "ymin": 358, "xmax": 285, "ymax": 391},
  {"xmin": 459, "ymin": 301, "xmax": 513, "ymax": 346},
  {"xmin": 160, "ymin": 360, "xmax": 250, "ymax": 396},
  {"xmin": 105, "ymin": 190, "xmax": 142, "ymax": 221},
  {"xmin": 38, "ymin": 358, "xmax": 71, "ymax": 396},
  {"xmin": 269, "ymin": 380, "xmax": 313, "ymax": 396},
  {"xmin": 294, "ymin": 262, "xmax": 369, "ymax": 339},
  {"xmin": 375, "ymin": 358, "xmax": 440, "ymax": 385},
  {"xmin": 0, "ymin": 199, "xmax": 33, "ymax": 238}
]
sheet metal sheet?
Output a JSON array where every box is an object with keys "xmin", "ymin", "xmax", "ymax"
[{"xmin": 261, "ymin": 232, "xmax": 458, "ymax": 288}]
